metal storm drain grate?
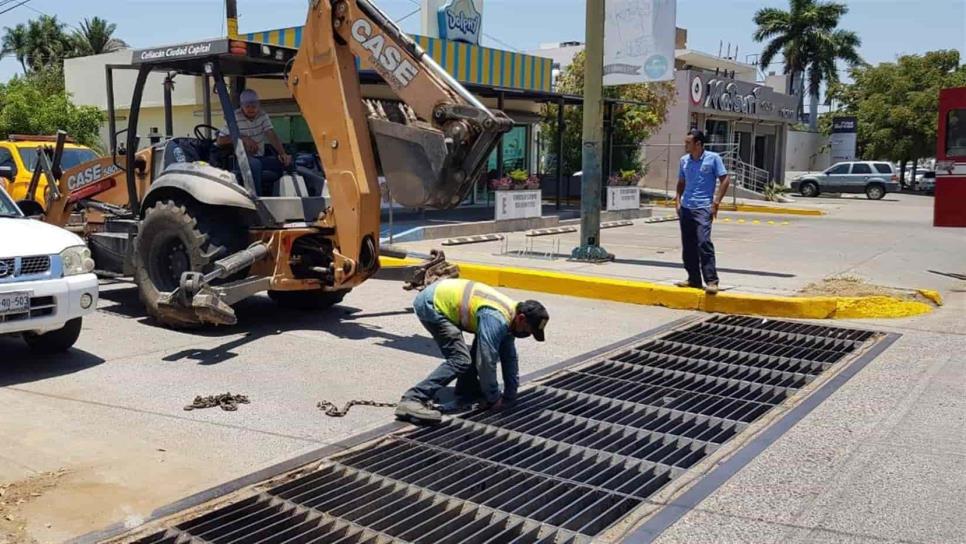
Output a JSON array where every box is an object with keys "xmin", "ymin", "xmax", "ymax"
[{"xmin": 129, "ymin": 315, "xmax": 881, "ymax": 544}]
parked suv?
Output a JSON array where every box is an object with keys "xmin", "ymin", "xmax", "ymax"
[
  {"xmin": 791, "ymin": 161, "xmax": 901, "ymax": 200},
  {"xmin": 0, "ymin": 185, "xmax": 98, "ymax": 353}
]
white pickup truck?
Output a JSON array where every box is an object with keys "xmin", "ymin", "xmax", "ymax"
[{"xmin": 0, "ymin": 186, "xmax": 98, "ymax": 353}]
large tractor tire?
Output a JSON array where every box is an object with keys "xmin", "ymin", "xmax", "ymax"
[
  {"xmin": 268, "ymin": 289, "xmax": 349, "ymax": 310},
  {"xmin": 134, "ymin": 199, "xmax": 246, "ymax": 328}
]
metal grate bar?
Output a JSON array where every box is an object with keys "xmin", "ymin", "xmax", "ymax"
[
  {"xmin": 335, "ymin": 438, "xmax": 642, "ymax": 536},
  {"xmin": 613, "ymin": 349, "xmax": 813, "ymax": 388},
  {"xmin": 659, "ymin": 329, "xmax": 849, "ymax": 363},
  {"xmin": 470, "ymin": 387, "xmax": 740, "ymax": 444},
  {"xmin": 443, "ymin": 412, "xmax": 713, "ymax": 469},
  {"xmin": 694, "ymin": 321, "xmax": 865, "ymax": 351},
  {"xmin": 543, "ymin": 371, "xmax": 776, "ymax": 423},
  {"xmin": 708, "ymin": 315, "xmax": 876, "ymax": 342},
  {"xmin": 581, "ymin": 360, "xmax": 794, "ymax": 402},
  {"xmin": 639, "ymin": 339, "xmax": 829, "ymax": 375}
]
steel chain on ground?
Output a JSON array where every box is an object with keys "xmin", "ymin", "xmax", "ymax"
[
  {"xmin": 317, "ymin": 399, "xmax": 397, "ymax": 417},
  {"xmin": 183, "ymin": 393, "xmax": 250, "ymax": 412}
]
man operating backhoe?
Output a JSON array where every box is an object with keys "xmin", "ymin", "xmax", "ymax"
[
  {"xmin": 395, "ymin": 279, "xmax": 549, "ymax": 424},
  {"xmin": 216, "ymin": 89, "xmax": 291, "ymax": 195}
]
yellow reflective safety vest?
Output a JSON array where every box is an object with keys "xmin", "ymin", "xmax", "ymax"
[{"xmin": 433, "ymin": 279, "xmax": 517, "ymax": 333}]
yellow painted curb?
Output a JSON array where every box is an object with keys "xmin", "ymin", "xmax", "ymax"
[
  {"xmin": 917, "ymin": 289, "xmax": 944, "ymax": 306},
  {"xmin": 653, "ymin": 200, "xmax": 823, "ymax": 216},
  {"xmin": 379, "ymin": 257, "xmax": 933, "ymax": 320}
]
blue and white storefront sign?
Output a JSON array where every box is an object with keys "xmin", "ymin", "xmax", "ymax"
[{"xmin": 437, "ymin": 0, "xmax": 482, "ymax": 45}]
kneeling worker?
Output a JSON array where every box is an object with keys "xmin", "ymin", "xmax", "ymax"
[{"xmin": 395, "ymin": 279, "xmax": 549, "ymax": 424}]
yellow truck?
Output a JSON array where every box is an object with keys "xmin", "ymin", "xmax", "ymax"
[{"xmin": 0, "ymin": 134, "xmax": 99, "ymax": 212}]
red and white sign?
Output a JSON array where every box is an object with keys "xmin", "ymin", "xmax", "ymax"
[{"xmin": 689, "ymin": 74, "xmax": 704, "ymax": 105}]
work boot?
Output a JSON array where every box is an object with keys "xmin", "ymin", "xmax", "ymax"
[
  {"xmin": 395, "ymin": 399, "xmax": 442, "ymax": 424},
  {"xmin": 705, "ymin": 282, "xmax": 720, "ymax": 295},
  {"xmin": 675, "ymin": 280, "xmax": 700, "ymax": 289}
]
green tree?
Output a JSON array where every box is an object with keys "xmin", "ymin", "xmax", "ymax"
[
  {"xmin": 22, "ymin": 15, "xmax": 76, "ymax": 71},
  {"xmin": 753, "ymin": 0, "xmax": 863, "ymax": 130},
  {"xmin": 540, "ymin": 50, "xmax": 676, "ymax": 177},
  {"xmin": 72, "ymin": 17, "xmax": 128, "ymax": 56},
  {"xmin": 0, "ymin": 75, "xmax": 103, "ymax": 149},
  {"xmin": 828, "ymin": 50, "xmax": 966, "ymax": 183},
  {"xmin": 0, "ymin": 15, "xmax": 125, "ymax": 73},
  {"xmin": 1, "ymin": 24, "xmax": 29, "ymax": 74}
]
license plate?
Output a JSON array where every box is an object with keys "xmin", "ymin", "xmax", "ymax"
[{"xmin": 0, "ymin": 291, "xmax": 30, "ymax": 315}]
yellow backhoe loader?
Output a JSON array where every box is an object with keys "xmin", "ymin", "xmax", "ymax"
[{"xmin": 20, "ymin": 0, "xmax": 511, "ymax": 328}]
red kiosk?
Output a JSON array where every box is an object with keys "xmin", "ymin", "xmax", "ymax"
[{"xmin": 935, "ymin": 87, "xmax": 966, "ymax": 227}]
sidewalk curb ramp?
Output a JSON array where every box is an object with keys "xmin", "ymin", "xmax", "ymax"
[
  {"xmin": 380, "ymin": 258, "xmax": 935, "ymax": 319},
  {"xmin": 652, "ymin": 200, "xmax": 824, "ymax": 216}
]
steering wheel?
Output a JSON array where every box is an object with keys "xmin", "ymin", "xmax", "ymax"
[{"xmin": 193, "ymin": 124, "xmax": 220, "ymax": 143}]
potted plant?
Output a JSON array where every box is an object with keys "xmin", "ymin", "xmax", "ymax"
[
  {"xmin": 492, "ymin": 170, "xmax": 543, "ymax": 220},
  {"xmin": 606, "ymin": 169, "xmax": 642, "ymax": 210},
  {"xmin": 607, "ymin": 169, "xmax": 640, "ymax": 187}
]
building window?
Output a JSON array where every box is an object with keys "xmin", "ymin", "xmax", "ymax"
[
  {"xmin": 946, "ymin": 109, "xmax": 966, "ymax": 158},
  {"xmin": 487, "ymin": 124, "xmax": 530, "ymax": 176},
  {"xmin": 704, "ymin": 120, "xmax": 729, "ymax": 146}
]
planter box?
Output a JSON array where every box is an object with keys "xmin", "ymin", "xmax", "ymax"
[
  {"xmin": 495, "ymin": 189, "xmax": 542, "ymax": 221},
  {"xmin": 607, "ymin": 186, "xmax": 641, "ymax": 210}
]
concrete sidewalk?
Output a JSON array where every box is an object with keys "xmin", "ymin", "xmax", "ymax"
[{"xmin": 398, "ymin": 193, "xmax": 963, "ymax": 301}]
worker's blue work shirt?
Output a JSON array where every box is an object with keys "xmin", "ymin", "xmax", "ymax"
[
  {"xmin": 679, "ymin": 151, "xmax": 727, "ymax": 209},
  {"xmin": 475, "ymin": 308, "xmax": 519, "ymax": 403}
]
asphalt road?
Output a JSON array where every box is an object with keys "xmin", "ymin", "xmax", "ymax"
[
  {"xmin": 0, "ymin": 278, "xmax": 685, "ymax": 542},
  {"xmin": 1, "ymin": 191, "xmax": 963, "ymax": 544}
]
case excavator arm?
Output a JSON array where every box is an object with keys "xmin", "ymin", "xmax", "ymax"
[{"xmin": 288, "ymin": 0, "xmax": 512, "ymax": 268}]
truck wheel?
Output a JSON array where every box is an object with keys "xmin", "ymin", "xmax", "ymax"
[
  {"xmin": 23, "ymin": 318, "xmax": 83, "ymax": 353},
  {"xmin": 800, "ymin": 182, "xmax": 819, "ymax": 198},
  {"xmin": 134, "ymin": 199, "xmax": 245, "ymax": 328},
  {"xmin": 268, "ymin": 289, "xmax": 349, "ymax": 310},
  {"xmin": 865, "ymin": 183, "xmax": 885, "ymax": 200}
]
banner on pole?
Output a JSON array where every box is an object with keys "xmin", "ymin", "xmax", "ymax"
[{"xmin": 604, "ymin": 0, "xmax": 677, "ymax": 85}]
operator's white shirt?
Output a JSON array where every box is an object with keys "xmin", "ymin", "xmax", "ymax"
[{"xmin": 219, "ymin": 108, "xmax": 274, "ymax": 156}]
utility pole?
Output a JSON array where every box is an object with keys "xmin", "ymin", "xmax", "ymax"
[
  {"xmin": 226, "ymin": 0, "xmax": 239, "ymax": 39},
  {"xmin": 571, "ymin": 0, "xmax": 611, "ymax": 262}
]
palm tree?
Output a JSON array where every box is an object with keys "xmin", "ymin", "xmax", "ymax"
[
  {"xmin": 754, "ymin": 0, "xmax": 863, "ymax": 130},
  {"xmin": 73, "ymin": 17, "xmax": 128, "ymax": 56},
  {"xmin": 23, "ymin": 15, "xmax": 74, "ymax": 70},
  {"xmin": 1, "ymin": 24, "xmax": 30, "ymax": 74}
]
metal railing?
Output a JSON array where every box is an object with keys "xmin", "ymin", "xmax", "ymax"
[{"xmin": 707, "ymin": 143, "xmax": 771, "ymax": 195}]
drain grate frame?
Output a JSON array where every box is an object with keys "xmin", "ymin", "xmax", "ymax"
[{"xmin": 114, "ymin": 315, "xmax": 893, "ymax": 544}]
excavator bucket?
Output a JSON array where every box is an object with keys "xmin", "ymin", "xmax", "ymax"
[{"xmin": 369, "ymin": 118, "xmax": 462, "ymax": 209}]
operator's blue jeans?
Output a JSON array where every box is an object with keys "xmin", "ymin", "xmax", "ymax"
[
  {"xmin": 402, "ymin": 283, "xmax": 482, "ymax": 404},
  {"xmin": 235, "ymin": 156, "xmax": 282, "ymax": 195},
  {"xmin": 679, "ymin": 206, "xmax": 719, "ymax": 286}
]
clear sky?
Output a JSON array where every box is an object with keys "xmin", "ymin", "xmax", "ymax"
[{"xmin": 0, "ymin": 0, "xmax": 963, "ymax": 83}]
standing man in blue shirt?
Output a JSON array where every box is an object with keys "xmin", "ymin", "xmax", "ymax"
[{"xmin": 675, "ymin": 129, "xmax": 730, "ymax": 294}]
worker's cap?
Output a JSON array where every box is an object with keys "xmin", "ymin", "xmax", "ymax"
[
  {"xmin": 239, "ymin": 89, "xmax": 260, "ymax": 106},
  {"xmin": 518, "ymin": 300, "xmax": 549, "ymax": 342}
]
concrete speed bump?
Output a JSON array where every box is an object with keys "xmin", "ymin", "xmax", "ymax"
[{"xmin": 379, "ymin": 257, "xmax": 935, "ymax": 319}]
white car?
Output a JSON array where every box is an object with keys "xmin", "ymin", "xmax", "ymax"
[{"xmin": 0, "ymin": 186, "xmax": 98, "ymax": 353}]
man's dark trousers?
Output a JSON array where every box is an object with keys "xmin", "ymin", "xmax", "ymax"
[{"xmin": 679, "ymin": 206, "xmax": 718, "ymax": 286}]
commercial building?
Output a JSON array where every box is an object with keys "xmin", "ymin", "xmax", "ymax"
[{"xmin": 532, "ymin": 29, "xmax": 800, "ymax": 196}]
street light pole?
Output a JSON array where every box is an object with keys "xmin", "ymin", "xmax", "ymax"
[{"xmin": 571, "ymin": 0, "xmax": 611, "ymax": 261}]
